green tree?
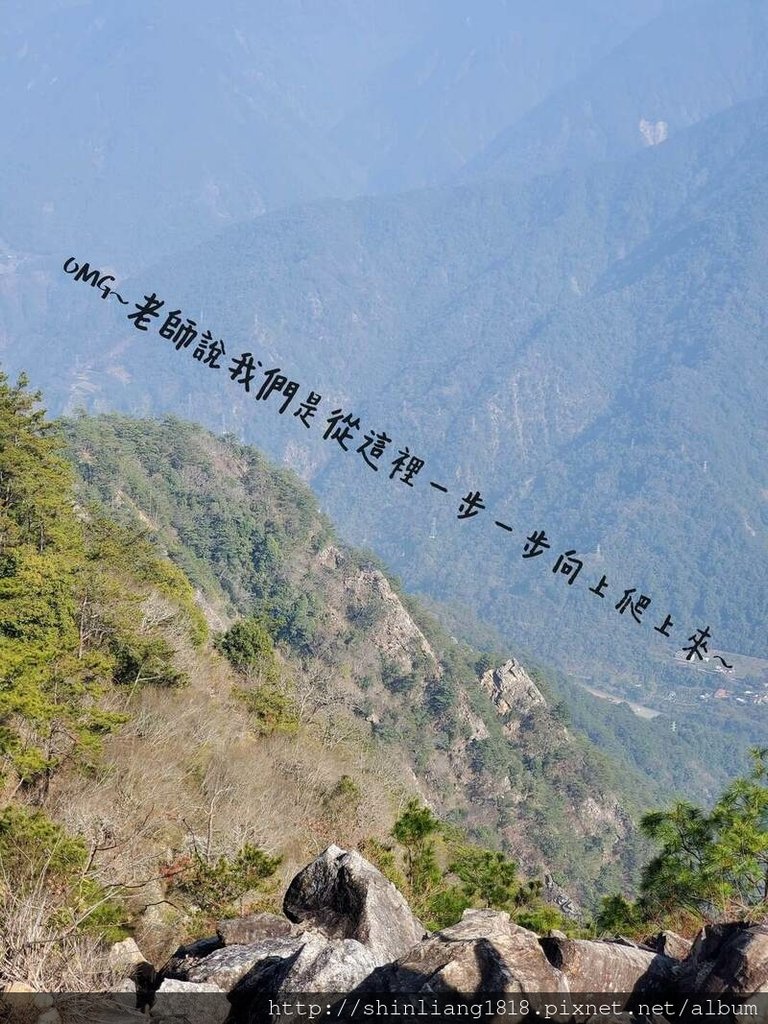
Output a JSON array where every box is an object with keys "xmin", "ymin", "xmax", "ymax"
[
  {"xmin": 640, "ymin": 747, "xmax": 768, "ymax": 922},
  {"xmin": 0, "ymin": 373, "xmax": 206, "ymax": 794},
  {"xmin": 172, "ymin": 842, "xmax": 281, "ymax": 919},
  {"xmin": 598, "ymin": 748, "xmax": 768, "ymax": 934},
  {"xmin": 0, "ymin": 374, "xmax": 121, "ymax": 792},
  {"xmin": 449, "ymin": 847, "xmax": 520, "ymax": 910},
  {"xmin": 235, "ymin": 683, "xmax": 300, "ymax": 735},
  {"xmin": 594, "ymin": 893, "xmax": 645, "ymax": 934},
  {"xmin": 392, "ymin": 799, "xmax": 441, "ymax": 897},
  {"xmin": 216, "ymin": 615, "xmax": 278, "ymax": 681}
]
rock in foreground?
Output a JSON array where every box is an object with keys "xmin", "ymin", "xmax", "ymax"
[
  {"xmin": 118, "ymin": 846, "xmax": 768, "ymax": 1024},
  {"xmin": 358, "ymin": 908, "xmax": 566, "ymax": 996},
  {"xmin": 282, "ymin": 843, "xmax": 426, "ymax": 965},
  {"xmin": 540, "ymin": 935, "xmax": 676, "ymax": 994}
]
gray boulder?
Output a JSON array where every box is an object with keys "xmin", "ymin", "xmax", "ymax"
[
  {"xmin": 185, "ymin": 936, "xmax": 305, "ymax": 990},
  {"xmin": 676, "ymin": 921, "xmax": 768, "ymax": 994},
  {"xmin": 271, "ymin": 931, "xmax": 378, "ymax": 991},
  {"xmin": 229, "ymin": 932, "xmax": 379, "ymax": 1023},
  {"xmin": 283, "ymin": 844, "xmax": 425, "ymax": 965},
  {"xmin": 150, "ymin": 979, "xmax": 229, "ymax": 1024},
  {"xmin": 539, "ymin": 936, "xmax": 676, "ymax": 994},
  {"xmin": 358, "ymin": 908, "xmax": 566, "ymax": 997},
  {"xmin": 217, "ymin": 912, "xmax": 293, "ymax": 946},
  {"xmin": 644, "ymin": 930, "xmax": 693, "ymax": 961}
]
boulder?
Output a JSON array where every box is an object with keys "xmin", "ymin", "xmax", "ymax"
[
  {"xmin": 217, "ymin": 912, "xmax": 293, "ymax": 946},
  {"xmin": 283, "ymin": 845, "xmax": 425, "ymax": 965},
  {"xmin": 109, "ymin": 937, "xmax": 146, "ymax": 975},
  {"xmin": 257, "ymin": 931, "xmax": 378, "ymax": 992},
  {"xmin": 185, "ymin": 936, "xmax": 305, "ymax": 990},
  {"xmin": 688, "ymin": 921, "xmax": 745, "ymax": 961},
  {"xmin": 163, "ymin": 936, "xmax": 224, "ymax": 979},
  {"xmin": 676, "ymin": 921, "xmax": 768, "ymax": 995},
  {"xmin": 539, "ymin": 936, "xmax": 676, "ymax": 994},
  {"xmin": 150, "ymin": 979, "xmax": 229, "ymax": 1024},
  {"xmin": 644, "ymin": 930, "xmax": 692, "ymax": 961},
  {"xmin": 229, "ymin": 932, "xmax": 379, "ymax": 1022},
  {"xmin": 358, "ymin": 909, "xmax": 566, "ymax": 996}
]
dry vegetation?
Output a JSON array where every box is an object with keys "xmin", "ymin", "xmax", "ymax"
[{"xmin": 45, "ymin": 628, "xmax": 411, "ymax": 963}]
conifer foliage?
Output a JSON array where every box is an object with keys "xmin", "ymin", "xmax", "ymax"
[
  {"xmin": 596, "ymin": 747, "xmax": 768, "ymax": 933},
  {"xmin": 0, "ymin": 372, "xmax": 112, "ymax": 791},
  {"xmin": 0, "ymin": 372, "xmax": 205, "ymax": 797}
]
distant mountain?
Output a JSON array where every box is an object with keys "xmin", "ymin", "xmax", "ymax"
[
  {"xmin": 14, "ymin": 93, "xmax": 765, "ymax": 691},
  {"xmin": 464, "ymin": 0, "xmax": 768, "ymax": 185},
  {"xmin": 0, "ymin": 0, "xmax": 669, "ymax": 264},
  {"xmin": 329, "ymin": 0, "xmax": 672, "ymax": 194},
  {"xmin": 2, "ymin": 0, "xmax": 766, "ymax": 805}
]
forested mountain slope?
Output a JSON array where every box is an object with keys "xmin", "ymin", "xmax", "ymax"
[
  {"xmin": 0, "ymin": 0, "xmax": 669, "ymax": 265},
  {"xmin": 9, "ymin": 94, "xmax": 765, "ymax": 751},
  {"xmin": 62, "ymin": 411, "xmax": 661, "ymax": 908},
  {"xmin": 2, "ymin": 374, "xmax": 675, "ymax": 975},
  {"xmin": 2, "ymin": 368, "xmax": 764, "ymax": 979}
]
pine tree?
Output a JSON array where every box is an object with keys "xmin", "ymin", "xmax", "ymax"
[
  {"xmin": 0, "ymin": 373, "xmax": 118, "ymax": 794},
  {"xmin": 597, "ymin": 747, "xmax": 768, "ymax": 932}
]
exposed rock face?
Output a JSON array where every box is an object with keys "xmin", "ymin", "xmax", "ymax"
[
  {"xmin": 359, "ymin": 909, "xmax": 566, "ymax": 996},
  {"xmin": 282, "ymin": 844, "xmax": 426, "ymax": 965},
  {"xmin": 676, "ymin": 921, "xmax": 768, "ymax": 995},
  {"xmin": 539, "ymin": 936, "xmax": 676, "ymax": 993},
  {"xmin": 480, "ymin": 660, "xmax": 547, "ymax": 727},
  {"xmin": 319, "ymin": 545, "xmax": 439, "ymax": 676},
  {"xmin": 217, "ymin": 912, "xmax": 294, "ymax": 946}
]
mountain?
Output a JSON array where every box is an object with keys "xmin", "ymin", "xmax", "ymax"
[
  {"xmin": 0, "ymin": 0, "xmax": 673, "ymax": 265},
  {"xmin": 8, "ymin": 92, "xmax": 764, "ymax": 750},
  {"xmin": 1, "ymin": 0, "xmax": 766, "ymax": 835},
  {"xmin": 61, "ymin": 410, "xmax": 661, "ymax": 910},
  {"xmin": 464, "ymin": 0, "xmax": 768, "ymax": 185},
  {"xmin": 329, "ymin": 0, "xmax": 672, "ymax": 194},
  {"xmin": 58, "ymin": 408, "xmax": 768, "ymax": 888},
  {"xmin": 4, "ymin": 376, "xmax": 642, "ymax": 973},
  {"xmin": 3, "ymin": 1, "xmax": 767, "ymax": 995}
]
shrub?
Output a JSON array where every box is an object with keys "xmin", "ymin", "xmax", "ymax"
[
  {"xmin": 215, "ymin": 616, "xmax": 278, "ymax": 681},
  {"xmin": 381, "ymin": 658, "xmax": 417, "ymax": 695},
  {"xmin": 172, "ymin": 843, "xmax": 281, "ymax": 919},
  {"xmin": 0, "ymin": 804, "xmax": 128, "ymax": 974},
  {"xmin": 235, "ymin": 683, "xmax": 300, "ymax": 735}
]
